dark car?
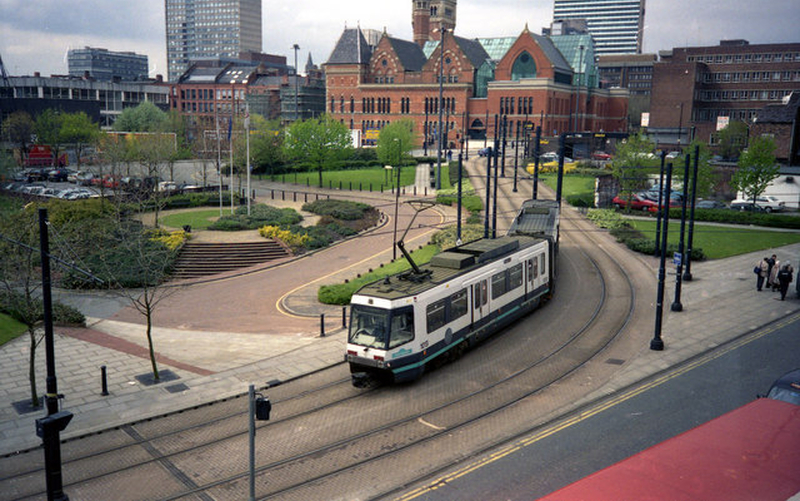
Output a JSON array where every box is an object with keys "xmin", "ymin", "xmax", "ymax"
[
  {"xmin": 763, "ymin": 369, "xmax": 800, "ymax": 405},
  {"xmin": 477, "ymin": 147, "xmax": 492, "ymax": 157},
  {"xmin": 48, "ymin": 168, "xmax": 72, "ymax": 182},
  {"xmin": 696, "ymin": 200, "xmax": 727, "ymax": 210}
]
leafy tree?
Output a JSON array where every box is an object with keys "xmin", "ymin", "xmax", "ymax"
[
  {"xmin": 113, "ymin": 101, "xmax": 168, "ymax": 132},
  {"xmin": 34, "ymin": 109, "xmax": 65, "ymax": 162},
  {"xmin": 60, "ymin": 112, "xmax": 100, "ymax": 169},
  {"xmin": 0, "ymin": 149, "xmax": 17, "ymax": 180},
  {"xmin": 249, "ymin": 115, "xmax": 285, "ymax": 175},
  {"xmin": 282, "ymin": 115, "xmax": 353, "ymax": 187},
  {"xmin": 1, "ymin": 111, "xmax": 35, "ymax": 161},
  {"xmin": 732, "ymin": 136, "xmax": 780, "ymax": 206},
  {"xmin": 672, "ymin": 140, "xmax": 719, "ymax": 198},
  {"xmin": 716, "ymin": 120, "xmax": 749, "ymax": 161},
  {"xmin": 611, "ymin": 133, "xmax": 658, "ymax": 211},
  {"xmin": 376, "ymin": 120, "xmax": 415, "ymax": 168}
]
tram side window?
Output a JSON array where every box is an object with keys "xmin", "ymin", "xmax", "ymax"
[
  {"xmin": 527, "ymin": 259, "xmax": 533, "ymax": 282},
  {"xmin": 539, "ymin": 254, "xmax": 546, "ymax": 277},
  {"xmin": 388, "ymin": 308, "xmax": 415, "ymax": 349},
  {"xmin": 473, "ymin": 281, "xmax": 488, "ymax": 308},
  {"xmin": 451, "ymin": 289, "xmax": 468, "ymax": 320},
  {"xmin": 427, "ymin": 299, "xmax": 447, "ymax": 333},
  {"xmin": 492, "ymin": 271, "xmax": 507, "ymax": 298},
  {"xmin": 509, "ymin": 263, "xmax": 523, "ymax": 291},
  {"xmin": 533, "ymin": 256, "xmax": 539, "ymax": 279}
]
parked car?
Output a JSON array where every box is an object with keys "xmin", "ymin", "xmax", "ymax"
[
  {"xmin": 730, "ymin": 196, "xmax": 784, "ymax": 213},
  {"xmin": 76, "ymin": 172, "xmax": 96, "ymax": 186},
  {"xmin": 477, "ymin": 147, "xmax": 491, "ymax": 157},
  {"xmin": 47, "ymin": 168, "xmax": 73, "ymax": 182},
  {"xmin": 695, "ymin": 200, "xmax": 727, "ymax": 210},
  {"xmin": 762, "ymin": 368, "xmax": 800, "ymax": 406},
  {"xmin": 612, "ymin": 193, "xmax": 656, "ymax": 212},
  {"xmin": 591, "ymin": 151, "xmax": 612, "ymax": 161}
]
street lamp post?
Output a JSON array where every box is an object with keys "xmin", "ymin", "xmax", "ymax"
[
  {"xmin": 436, "ymin": 28, "xmax": 447, "ymax": 190},
  {"xmin": 293, "ymin": 44, "xmax": 300, "ymax": 122},
  {"xmin": 573, "ymin": 44, "xmax": 584, "ymax": 132},
  {"xmin": 392, "ymin": 138, "xmax": 402, "ymax": 260}
]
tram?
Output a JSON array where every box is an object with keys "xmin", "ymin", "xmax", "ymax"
[{"xmin": 345, "ymin": 200, "xmax": 560, "ymax": 387}]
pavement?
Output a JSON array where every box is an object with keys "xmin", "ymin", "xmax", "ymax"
[{"xmin": 1, "ymin": 160, "xmax": 800, "ymax": 458}]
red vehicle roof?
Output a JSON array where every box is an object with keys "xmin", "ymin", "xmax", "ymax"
[{"xmin": 538, "ymin": 398, "xmax": 800, "ymax": 501}]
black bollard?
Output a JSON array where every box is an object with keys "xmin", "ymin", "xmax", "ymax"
[
  {"xmin": 342, "ymin": 307, "xmax": 347, "ymax": 329},
  {"xmin": 101, "ymin": 366, "xmax": 108, "ymax": 396},
  {"xmin": 320, "ymin": 314, "xmax": 326, "ymax": 337}
]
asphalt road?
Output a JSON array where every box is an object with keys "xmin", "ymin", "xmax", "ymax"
[{"xmin": 398, "ymin": 314, "xmax": 800, "ymax": 501}]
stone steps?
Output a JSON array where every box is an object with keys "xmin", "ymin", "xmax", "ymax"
[{"xmin": 171, "ymin": 241, "xmax": 290, "ymax": 279}]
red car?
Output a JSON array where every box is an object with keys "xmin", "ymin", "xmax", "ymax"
[
  {"xmin": 612, "ymin": 193, "xmax": 656, "ymax": 212},
  {"xmin": 591, "ymin": 151, "xmax": 612, "ymax": 161}
]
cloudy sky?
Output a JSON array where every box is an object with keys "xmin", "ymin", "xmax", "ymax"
[{"xmin": 1, "ymin": 0, "xmax": 798, "ymax": 78}]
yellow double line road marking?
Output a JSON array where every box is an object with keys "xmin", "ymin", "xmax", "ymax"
[{"xmin": 396, "ymin": 312, "xmax": 800, "ymax": 500}]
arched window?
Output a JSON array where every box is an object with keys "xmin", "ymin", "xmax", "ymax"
[{"xmin": 511, "ymin": 51, "xmax": 537, "ymax": 81}]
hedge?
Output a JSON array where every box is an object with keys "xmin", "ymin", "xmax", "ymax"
[{"xmin": 0, "ymin": 290, "xmax": 86, "ymax": 327}]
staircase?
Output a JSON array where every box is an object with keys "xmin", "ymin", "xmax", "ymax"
[{"xmin": 171, "ymin": 241, "xmax": 290, "ymax": 280}]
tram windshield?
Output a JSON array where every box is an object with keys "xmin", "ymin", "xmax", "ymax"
[{"xmin": 349, "ymin": 305, "xmax": 414, "ymax": 350}]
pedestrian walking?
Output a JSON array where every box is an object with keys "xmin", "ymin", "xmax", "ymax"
[
  {"xmin": 755, "ymin": 257, "xmax": 769, "ymax": 291},
  {"xmin": 777, "ymin": 263, "xmax": 794, "ymax": 301},
  {"xmin": 769, "ymin": 257, "xmax": 781, "ymax": 291}
]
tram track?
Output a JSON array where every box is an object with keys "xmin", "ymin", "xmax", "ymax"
[{"xmin": 1, "ymin": 165, "xmax": 644, "ymax": 501}]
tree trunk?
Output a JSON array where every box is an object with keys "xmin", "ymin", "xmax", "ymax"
[
  {"xmin": 318, "ymin": 165, "xmax": 323, "ymax": 188},
  {"xmin": 146, "ymin": 310, "xmax": 160, "ymax": 381},
  {"xmin": 28, "ymin": 328, "xmax": 39, "ymax": 408}
]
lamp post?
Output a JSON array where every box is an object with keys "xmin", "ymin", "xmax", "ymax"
[
  {"xmin": 230, "ymin": 79, "xmax": 235, "ymax": 214},
  {"xmin": 573, "ymin": 44, "xmax": 584, "ymax": 132},
  {"xmin": 392, "ymin": 138, "xmax": 402, "ymax": 261},
  {"xmin": 293, "ymin": 44, "xmax": 300, "ymax": 122},
  {"xmin": 435, "ymin": 28, "xmax": 447, "ymax": 190}
]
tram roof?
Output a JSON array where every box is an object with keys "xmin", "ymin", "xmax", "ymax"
[
  {"xmin": 355, "ymin": 235, "xmax": 542, "ymax": 300},
  {"xmin": 507, "ymin": 199, "xmax": 560, "ymax": 240}
]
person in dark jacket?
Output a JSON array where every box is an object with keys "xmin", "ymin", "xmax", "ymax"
[{"xmin": 777, "ymin": 263, "xmax": 794, "ymax": 301}]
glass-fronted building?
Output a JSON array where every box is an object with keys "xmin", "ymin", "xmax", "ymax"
[
  {"xmin": 165, "ymin": 0, "xmax": 262, "ymax": 82},
  {"xmin": 68, "ymin": 47, "xmax": 149, "ymax": 82},
  {"xmin": 552, "ymin": 0, "xmax": 645, "ymax": 55}
]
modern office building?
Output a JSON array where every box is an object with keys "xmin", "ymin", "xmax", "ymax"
[
  {"xmin": 552, "ymin": 0, "xmax": 645, "ymax": 55},
  {"xmin": 0, "ymin": 73, "xmax": 169, "ymax": 128},
  {"xmin": 648, "ymin": 40, "xmax": 800, "ymax": 148},
  {"xmin": 67, "ymin": 47, "xmax": 149, "ymax": 82},
  {"xmin": 165, "ymin": 0, "xmax": 262, "ymax": 82}
]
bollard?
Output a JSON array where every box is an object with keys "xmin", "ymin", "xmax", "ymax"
[
  {"xmin": 293, "ymin": 191, "xmax": 297, "ymax": 202},
  {"xmin": 414, "ymin": 186, "xmax": 417, "ymax": 196},
  {"xmin": 304, "ymin": 192, "xmax": 308, "ymax": 203},
  {"xmin": 282, "ymin": 190, "xmax": 285, "ymax": 201},
  {"xmin": 101, "ymin": 365, "xmax": 109, "ymax": 396},
  {"xmin": 316, "ymin": 193, "xmax": 319, "ymax": 200},
  {"xmin": 320, "ymin": 313, "xmax": 326, "ymax": 337},
  {"xmin": 271, "ymin": 189, "xmax": 274, "ymax": 200},
  {"xmin": 342, "ymin": 306, "xmax": 347, "ymax": 329}
]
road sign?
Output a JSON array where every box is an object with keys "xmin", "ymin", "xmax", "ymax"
[{"xmin": 673, "ymin": 252, "xmax": 682, "ymax": 266}]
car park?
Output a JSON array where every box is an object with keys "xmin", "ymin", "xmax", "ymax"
[{"xmin": 762, "ymin": 368, "xmax": 800, "ymax": 405}]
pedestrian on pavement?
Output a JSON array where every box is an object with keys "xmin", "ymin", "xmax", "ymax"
[
  {"xmin": 777, "ymin": 263, "xmax": 794, "ymax": 300},
  {"xmin": 756, "ymin": 257, "xmax": 769, "ymax": 291},
  {"xmin": 769, "ymin": 256, "xmax": 781, "ymax": 291},
  {"xmin": 766, "ymin": 254, "xmax": 777, "ymax": 288}
]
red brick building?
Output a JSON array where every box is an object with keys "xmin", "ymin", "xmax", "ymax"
[
  {"xmin": 648, "ymin": 40, "xmax": 800, "ymax": 149},
  {"xmin": 323, "ymin": 25, "xmax": 629, "ymax": 148}
]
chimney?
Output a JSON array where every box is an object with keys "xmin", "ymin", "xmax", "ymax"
[{"xmin": 34, "ymin": 71, "xmax": 41, "ymax": 77}]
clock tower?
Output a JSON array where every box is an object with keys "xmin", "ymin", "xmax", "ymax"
[{"xmin": 413, "ymin": 0, "xmax": 457, "ymax": 46}]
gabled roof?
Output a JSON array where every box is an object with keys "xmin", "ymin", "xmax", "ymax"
[
  {"xmin": 422, "ymin": 36, "xmax": 491, "ymax": 70},
  {"xmin": 386, "ymin": 37, "xmax": 427, "ymax": 72},
  {"xmin": 326, "ymin": 28, "xmax": 373, "ymax": 65},
  {"xmin": 476, "ymin": 33, "xmax": 573, "ymax": 75}
]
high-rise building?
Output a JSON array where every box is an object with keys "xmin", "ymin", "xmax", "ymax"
[
  {"xmin": 165, "ymin": 0, "xmax": 262, "ymax": 82},
  {"xmin": 412, "ymin": 0, "xmax": 457, "ymax": 46},
  {"xmin": 552, "ymin": 0, "xmax": 645, "ymax": 55},
  {"xmin": 68, "ymin": 47, "xmax": 149, "ymax": 81}
]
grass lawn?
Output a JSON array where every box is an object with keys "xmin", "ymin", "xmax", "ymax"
[
  {"xmin": 318, "ymin": 244, "xmax": 440, "ymax": 305},
  {"xmin": 267, "ymin": 166, "xmax": 420, "ymax": 191},
  {"xmin": 0, "ymin": 313, "xmax": 27, "ymax": 346},
  {"xmin": 626, "ymin": 219, "xmax": 800, "ymax": 259},
  {"xmin": 539, "ymin": 174, "xmax": 596, "ymax": 198},
  {"xmin": 160, "ymin": 209, "xmax": 222, "ymax": 230}
]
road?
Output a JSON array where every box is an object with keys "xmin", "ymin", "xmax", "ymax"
[{"xmin": 395, "ymin": 313, "xmax": 800, "ymax": 501}]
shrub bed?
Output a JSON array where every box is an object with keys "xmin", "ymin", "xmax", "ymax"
[
  {"xmin": 208, "ymin": 204, "xmax": 303, "ymax": 231},
  {"xmin": 588, "ymin": 209, "xmax": 706, "ymax": 261},
  {"xmin": 0, "ymin": 290, "xmax": 86, "ymax": 327}
]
